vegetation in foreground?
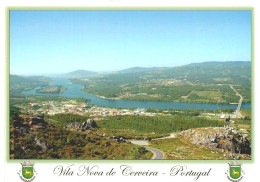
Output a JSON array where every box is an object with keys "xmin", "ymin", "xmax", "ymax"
[{"xmin": 10, "ymin": 111, "xmax": 152, "ymax": 159}]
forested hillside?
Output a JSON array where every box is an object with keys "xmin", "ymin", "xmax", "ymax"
[
  {"xmin": 70, "ymin": 61, "xmax": 251, "ymax": 104},
  {"xmin": 10, "ymin": 75, "xmax": 51, "ymax": 96}
]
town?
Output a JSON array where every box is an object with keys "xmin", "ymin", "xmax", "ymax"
[
  {"xmin": 19, "ymin": 100, "xmax": 156, "ymax": 119},
  {"xmin": 16, "ymin": 98, "xmax": 244, "ymax": 121}
]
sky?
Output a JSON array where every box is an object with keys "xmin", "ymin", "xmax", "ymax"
[{"xmin": 10, "ymin": 10, "xmax": 251, "ymax": 75}]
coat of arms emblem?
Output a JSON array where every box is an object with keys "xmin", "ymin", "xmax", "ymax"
[
  {"xmin": 226, "ymin": 161, "xmax": 245, "ymax": 182},
  {"xmin": 18, "ymin": 161, "xmax": 37, "ymax": 182}
]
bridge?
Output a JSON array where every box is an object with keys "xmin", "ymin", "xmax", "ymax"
[{"xmin": 230, "ymin": 85, "xmax": 243, "ymax": 118}]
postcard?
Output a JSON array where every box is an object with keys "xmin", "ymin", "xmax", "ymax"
[{"xmin": 1, "ymin": 1, "xmax": 259, "ymax": 182}]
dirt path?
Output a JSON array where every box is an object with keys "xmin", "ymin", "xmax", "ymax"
[
  {"xmin": 152, "ymin": 132, "xmax": 176, "ymax": 140},
  {"xmin": 129, "ymin": 140, "xmax": 149, "ymax": 145}
]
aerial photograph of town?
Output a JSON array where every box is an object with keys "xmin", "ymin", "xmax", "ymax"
[{"xmin": 9, "ymin": 10, "xmax": 251, "ymax": 160}]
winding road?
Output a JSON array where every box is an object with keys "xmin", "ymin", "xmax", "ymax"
[
  {"xmin": 129, "ymin": 140, "xmax": 164, "ymax": 159},
  {"xmin": 145, "ymin": 147, "xmax": 164, "ymax": 160}
]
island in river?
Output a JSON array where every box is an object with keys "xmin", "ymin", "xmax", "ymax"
[{"xmin": 36, "ymin": 85, "xmax": 67, "ymax": 94}]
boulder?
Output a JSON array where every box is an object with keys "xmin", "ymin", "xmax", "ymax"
[
  {"xmin": 32, "ymin": 125, "xmax": 46, "ymax": 129},
  {"xmin": 29, "ymin": 116, "xmax": 47, "ymax": 129},
  {"xmin": 65, "ymin": 119, "xmax": 97, "ymax": 132},
  {"xmin": 86, "ymin": 119, "xmax": 97, "ymax": 128},
  {"xmin": 65, "ymin": 122, "xmax": 83, "ymax": 131},
  {"xmin": 177, "ymin": 127, "xmax": 251, "ymax": 155},
  {"xmin": 109, "ymin": 136, "xmax": 126, "ymax": 143},
  {"xmin": 35, "ymin": 138, "xmax": 48, "ymax": 150},
  {"xmin": 29, "ymin": 116, "xmax": 45, "ymax": 125},
  {"xmin": 22, "ymin": 146, "xmax": 34, "ymax": 153},
  {"xmin": 18, "ymin": 127, "xmax": 30, "ymax": 134}
]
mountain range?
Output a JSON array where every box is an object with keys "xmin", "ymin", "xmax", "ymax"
[
  {"xmin": 62, "ymin": 61, "xmax": 251, "ymax": 78},
  {"xmin": 63, "ymin": 70, "xmax": 97, "ymax": 78}
]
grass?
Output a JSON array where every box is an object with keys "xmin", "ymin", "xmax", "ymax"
[
  {"xmin": 240, "ymin": 109, "xmax": 251, "ymax": 118},
  {"xmin": 188, "ymin": 90, "xmax": 224, "ymax": 103},
  {"xmin": 150, "ymin": 137, "xmax": 250, "ymax": 160},
  {"xmin": 199, "ymin": 113, "xmax": 220, "ymax": 119},
  {"xmin": 195, "ymin": 91, "xmax": 221, "ymax": 97},
  {"xmin": 231, "ymin": 123, "xmax": 251, "ymax": 130}
]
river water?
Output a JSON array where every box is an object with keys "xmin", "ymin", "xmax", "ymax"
[{"xmin": 22, "ymin": 78, "xmax": 251, "ymax": 110}]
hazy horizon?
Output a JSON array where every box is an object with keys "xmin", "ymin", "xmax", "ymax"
[
  {"xmin": 10, "ymin": 10, "xmax": 251, "ymax": 75},
  {"xmin": 10, "ymin": 60, "xmax": 251, "ymax": 77}
]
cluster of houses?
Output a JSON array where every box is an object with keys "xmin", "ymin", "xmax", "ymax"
[{"xmin": 18, "ymin": 101, "xmax": 156, "ymax": 118}]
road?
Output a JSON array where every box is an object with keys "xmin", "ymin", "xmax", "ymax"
[
  {"xmin": 145, "ymin": 147, "xmax": 164, "ymax": 160},
  {"xmin": 230, "ymin": 84, "xmax": 243, "ymax": 118},
  {"xmin": 129, "ymin": 140, "xmax": 164, "ymax": 159}
]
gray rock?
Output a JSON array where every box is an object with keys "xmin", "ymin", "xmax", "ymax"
[
  {"xmin": 65, "ymin": 119, "xmax": 97, "ymax": 132},
  {"xmin": 109, "ymin": 136, "xmax": 126, "ymax": 143},
  {"xmin": 18, "ymin": 127, "xmax": 30, "ymax": 134},
  {"xmin": 35, "ymin": 138, "xmax": 48, "ymax": 150},
  {"xmin": 86, "ymin": 119, "xmax": 97, "ymax": 128},
  {"xmin": 65, "ymin": 122, "xmax": 82, "ymax": 130},
  {"xmin": 177, "ymin": 127, "xmax": 251, "ymax": 155},
  {"xmin": 29, "ymin": 116, "xmax": 47, "ymax": 129},
  {"xmin": 32, "ymin": 125, "xmax": 45, "ymax": 129}
]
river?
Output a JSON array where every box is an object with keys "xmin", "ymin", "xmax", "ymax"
[{"xmin": 22, "ymin": 78, "xmax": 251, "ymax": 110}]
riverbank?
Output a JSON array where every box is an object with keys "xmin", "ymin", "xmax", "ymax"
[{"xmin": 22, "ymin": 78, "xmax": 251, "ymax": 110}]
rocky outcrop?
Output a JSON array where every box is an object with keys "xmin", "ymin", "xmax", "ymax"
[
  {"xmin": 35, "ymin": 137, "xmax": 48, "ymax": 150},
  {"xmin": 13, "ymin": 112, "xmax": 24, "ymax": 128},
  {"xmin": 18, "ymin": 127, "xmax": 30, "ymax": 134},
  {"xmin": 29, "ymin": 116, "xmax": 48, "ymax": 129},
  {"xmin": 13, "ymin": 115, "xmax": 36, "ymax": 134},
  {"xmin": 177, "ymin": 126, "xmax": 251, "ymax": 155},
  {"xmin": 65, "ymin": 122, "xmax": 84, "ymax": 131},
  {"xmin": 83, "ymin": 119, "xmax": 97, "ymax": 128},
  {"xmin": 109, "ymin": 136, "xmax": 126, "ymax": 143},
  {"xmin": 65, "ymin": 119, "xmax": 97, "ymax": 132},
  {"xmin": 12, "ymin": 115, "xmax": 49, "ymax": 152}
]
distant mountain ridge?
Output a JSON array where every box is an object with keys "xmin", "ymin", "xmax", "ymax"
[
  {"xmin": 186, "ymin": 61, "xmax": 250, "ymax": 67},
  {"xmin": 62, "ymin": 61, "xmax": 251, "ymax": 78},
  {"xmin": 162, "ymin": 61, "xmax": 251, "ymax": 83},
  {"xmin": 116, "ymin": 66, "xmax": 170, "ymax": 74},
  {"xmin": 63, "ymin": 70, "xmax": 97, "ymax": 78},
  {"xmin": 10, "ymin": 75, "xmax": 51, "ymax": 83},
  {"xmin": 68, "ymin": 60, "xmax": 251, "ymax": 104}
]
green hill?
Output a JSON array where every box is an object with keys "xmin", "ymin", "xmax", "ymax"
[
  {"xmin": 71, "ymin": 61, "xmax": 251, "ymax": 104},
  {"xmin": 10, "ymin": 75, "xmax": 51, "ymax": 96},
  {"xmin": 63, "ymin": 69, "xmax": 97, "ymax": 78}
]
